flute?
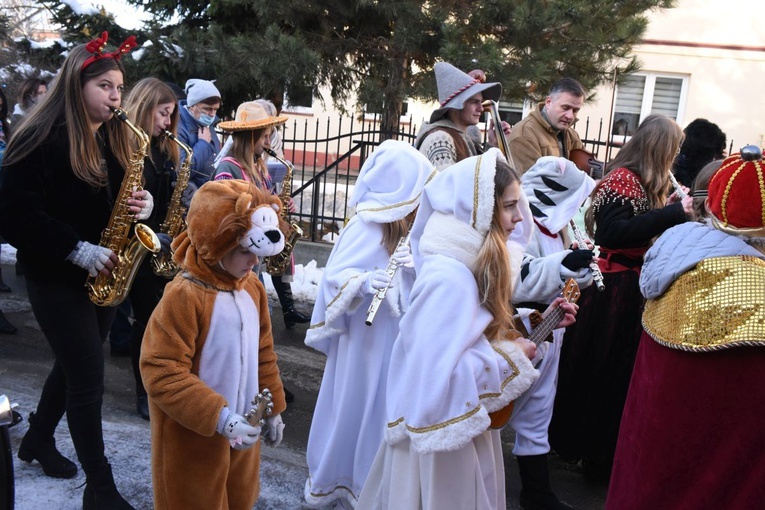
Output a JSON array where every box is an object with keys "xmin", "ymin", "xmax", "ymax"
[
  {"xmin": 669, "ymin": 172, "xmax": 688, "ymax": 199},
  {"xmin": 365, "ymin": 232, "xmax": 411, "ymax": 326},
  {"xmin": 569, "ymin": 220, "xmax": 605, "ymax": 292}
]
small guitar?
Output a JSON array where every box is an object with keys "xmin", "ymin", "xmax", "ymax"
[{"xmin": 488, "ymin": 279, "xmax": 581, "ymax": 429}]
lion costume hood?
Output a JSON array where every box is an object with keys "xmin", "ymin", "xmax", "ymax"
[{"xmin": 171, "ymin": 180, "xmax": 287, "ymax": 290}]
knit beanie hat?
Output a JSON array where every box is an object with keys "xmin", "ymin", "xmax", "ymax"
[
  {"xmin": 707, "ymin": 145, "xmax": 765, "ymax": 237},
  {"xmin": 185, "ymin": 78, "xmax": 221, "ymax": 107}
]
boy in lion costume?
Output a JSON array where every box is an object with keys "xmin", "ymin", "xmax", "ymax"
[{"xmin": 141, "ymin": 180, "xmax": 288, "ymax": 510}]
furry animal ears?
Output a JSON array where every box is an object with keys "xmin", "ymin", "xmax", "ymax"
[{"xmin": 184, "ymin": 180, "xmax": 287, "ymax": 264}]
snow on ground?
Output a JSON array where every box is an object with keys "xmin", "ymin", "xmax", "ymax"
[
  {"xmin": 0, "ymin": 243, "xmax": 329, "ymax": 509},
  {"xmin": 2, "ymin": 388, "xmax": 319, "ymax": 509}
]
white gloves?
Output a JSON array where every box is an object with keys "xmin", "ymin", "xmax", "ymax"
[
  {"xmin": 391, "ymin": 243, "xmax": 413, "ymax": 267},
  {"xmin": 263, "ymin": 413, "xmax": 285, "ymax": 448},
  {"xmin": 130, "ymin": 188, "xmax": 154, "ymax": 221},
  {"xmin": 67, "ymin": 241, "xmax": 114, "ymax": 277},
  {"xmin": 363, "ymin": 269, "xmax": 392, "ymax": 295},
  {"xmin": 221, "ymin": 412, "xmax": 261, "ymax": 450}
]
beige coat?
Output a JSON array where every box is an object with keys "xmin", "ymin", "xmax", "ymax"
[{"xmin": 507, "ymin": 103, "xmax": 583, "ymax": 174}]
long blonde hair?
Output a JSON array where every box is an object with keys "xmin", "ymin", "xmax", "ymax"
[
  {"xmin": 229, "ymin": 128, "xmax": 268, "ymax": 187},
  {"xmin": 382, "ymin": 210, "xmax": 416, "ymax": 256},
  {"xmin": 585, "ymin": 114, "xmax": 683, "ymax": 235},
  {"xmin": 4, "ymin": 45, "xmax": 132, "ymax": 187},
  {"xmin": 475, "ymin": 160, "xmax": 520, "ymax": 341},
  {"xmin": 118, "ymin": 77, "xmax": 180, "ymax": 168}
]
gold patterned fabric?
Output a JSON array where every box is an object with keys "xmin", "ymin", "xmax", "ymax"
[{"xmin": 642, "ymin": 256, "xmax": 765, "ymax": 351}]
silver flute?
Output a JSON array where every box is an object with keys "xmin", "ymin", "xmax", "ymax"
[
  {"xmin": 669, "ymin": 172, "xmax": 688, "ymax": 199},
  {"xmin": 569, "ymin": 220, "xmax": 605, "ymax": 292},
  {"xmin": 365, "ymin": 231, "xmax": 411, "ymax": 326}
]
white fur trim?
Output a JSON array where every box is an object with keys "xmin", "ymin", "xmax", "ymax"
[
  {"xmin": 403, "ymin": 407, "xmax": 491, "ymax": 456},
  {"xmin": 304, "ymin": 275, "xmax": 366, "ymax": 353},
  {"xmin": 474, "ymin": 150, "xmax": 500, "ymax": 236},
  {"xmin": 419, "ymin": 212, "xmax": 483, "ymax": 270},
  {"xmin": 482, "ymin": 340, "xmax": 539, "ymax": 412}
]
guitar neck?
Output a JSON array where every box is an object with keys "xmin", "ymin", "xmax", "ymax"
[{"xmin": 528, "ymin": 308, "xmax": 564, "ymax": 346}]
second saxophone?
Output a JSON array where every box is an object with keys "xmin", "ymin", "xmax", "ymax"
[
  {"xmin": 151, "ymin": 130, "xmax": 193, "ymax": 278},
  {"xmin": 263, "ymin": 148, "xmax": 303, "ymax": 275}
]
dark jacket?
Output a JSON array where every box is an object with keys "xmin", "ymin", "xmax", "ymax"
[
  {"xmin": 177, "ymin": 100, "xmax": 221, "ymax": 187},
  {"xmin": 0, "ymin": 123, "xmax": 125, "ymax": 287}
]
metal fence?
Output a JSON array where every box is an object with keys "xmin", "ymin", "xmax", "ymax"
[
  {"xmin": 281, "ymin": 113, "xmax": 419, "ymax": 242},
  {"xmin": 280, "ymin": 113, "xmax": 734, "ymax": 244}
]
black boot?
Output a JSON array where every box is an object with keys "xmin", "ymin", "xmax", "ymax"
[
  {"xmin": 517, "ymin": 454, "xmax": 574, "ymax": 510},
  {"xmin": 283, "ymin": 307, "xmax": 310, "ymax": 329},
  {"xmin": 0, "ymin": 310, "xmax": 17, "ymax": 334},
  {"xmin": 273, "ymin": 275, "xmax": 310, "ymax": 328},
  {"xmin": 0, "ymin": 268, "xmax": 10, "ymax": 293},
  {"xmin": 18, "ymin": 412, "xmax": 77, "ymax": 479},
  {"xmin": 135, "ymin": 395, "xmax": 149, "ymax": 421},
  {"xmin": 83, "ymin": 463, "xmax": 135, "ymax": 510}
]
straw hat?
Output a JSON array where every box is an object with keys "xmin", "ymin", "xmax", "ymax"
[
  {"xmin": 429, "ymin": 62, "xmax": 502, "ymax": 123},
  {"xmin": 217, "ymin": 101, "xmax": 288, "ymax": 132}
]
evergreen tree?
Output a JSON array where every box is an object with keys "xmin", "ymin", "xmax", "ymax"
[{"xmin": 42, "ymin": 0, "xmax": 676, "ymax": 135}]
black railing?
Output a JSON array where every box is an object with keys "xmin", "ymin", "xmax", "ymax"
[
  {"xmin": 282, "ymin": 113, "xmax": 418, "ymax": 242},
  {"xmin": 282, "ymin": 113, "xmax": 732, "ymax": 244}
]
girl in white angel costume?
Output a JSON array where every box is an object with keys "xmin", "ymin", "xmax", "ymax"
[
  {"xmin": 304, "ymin": 140, "xmax": 437, "ymax": 509},
  {"xmin": 356, "ymin": 148, "xmax": 577, "ymax": 509}
]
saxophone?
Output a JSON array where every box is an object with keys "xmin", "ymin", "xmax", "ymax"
[
  {"xmin": 87, "ymin": 107, "xmax": 161, "ymax": 306},
  {"xmin": 151, "ymin": 130, "xmax": 192, "ymax": 278},
  {"xmin": 264, "ymin": 148, "xmax": 303, "ymax": 275}
]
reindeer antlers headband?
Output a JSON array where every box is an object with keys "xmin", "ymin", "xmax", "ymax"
[{"xmin": 81, "ymin": 31, "xmax": 137, "ymax": 71}]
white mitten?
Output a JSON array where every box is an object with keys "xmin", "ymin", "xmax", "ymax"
[
  {"xmin": 263, "ymin": 414, "xmax": 285, "ymax": 448},
  {"xmin": 67, "ymin": 241, "xmax": 114, "ymax": 277},
  {"xmin": 131, "ymin": 188, "xmax": 154, "ymax": 221},
  {"xmin": 391, "ymin": 243, "xmax": 413, "ymax": 267},
  {"xmin": 221, "ymin": 412, "xmax": 261, "ymax": 450},
  {"xmin": 362, "ymin": 269, "xmax": 392, "ymax": 295}
]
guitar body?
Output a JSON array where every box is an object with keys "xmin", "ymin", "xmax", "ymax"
[
  {"xmin": 489, "ymin": 401, "xmax": 516, "ymax": 429},
  {"xmin": 487, "ymin": 279, "xmax": 581, "ymax": 430}
]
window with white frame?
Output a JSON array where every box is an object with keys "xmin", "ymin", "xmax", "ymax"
[{"xmin": 611, "ymin": 73, "xmax": 688, "ymax": 141}]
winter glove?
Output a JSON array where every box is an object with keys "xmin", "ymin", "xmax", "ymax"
[
  {"xmin": 362, "ymin": 269, "xmax": 392, "ymax": 296},
  {"xmin": 263, "ymin": 414, "xmax": 285, "ymax": 448},
  {"xmin": 67, "ymin": 241, "xmax": 114, "ymax": 277},
  {"xmin": 391, "ymin": 243, "xmax": 413, "ymax": 267},
  {"xmin": 130, "ymin": 188, "xmax": 154, "ymax": 221},
  {"xmin": 561, "ymin": 249, "xmax": 595, "ymax": 272},
  {"xmin": 177, "ymin": 181, "xmax": 198, "ymax": 210},
  {"xmin": 221, "ymin": 412, "xmax": 261, "ymax": 450},
  {"xmin": 156, "ymin": 233, "xmax": 173, "ymax": 257}
]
